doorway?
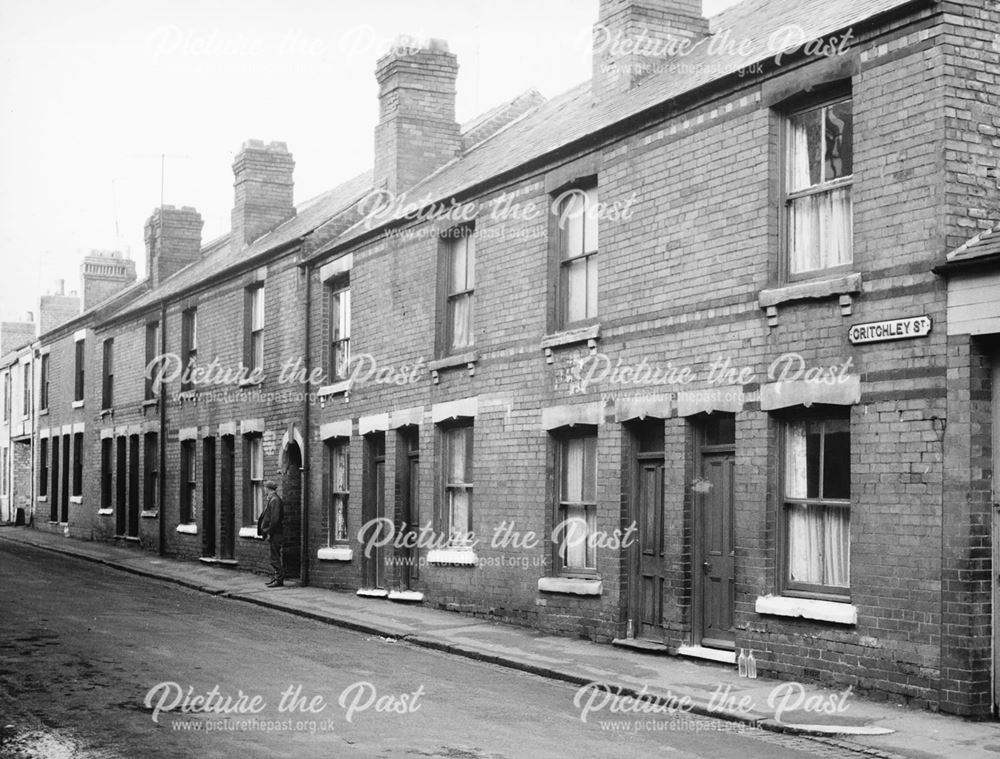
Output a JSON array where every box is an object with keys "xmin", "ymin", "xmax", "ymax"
[
  {"xmin": 627, "ymin": 419, "xmax": 666, "ymax": 642},
  {"xmin": 362, "ymin": 432, "xmax": 386, "ymax": 590},
  {"xmin": 202, "ymin": 437, "xmax": 216, "ymax": 558},
  {"xmin": 693, "ymin": 413, "xmax": 736, "ymax": 650},
  {"xmin": 281, "ymin": 442, "xmax": 302, "ymax": 580},
  {"xmin": 219, "ymin": 435, "xmax": 236, "ymax": 560}
]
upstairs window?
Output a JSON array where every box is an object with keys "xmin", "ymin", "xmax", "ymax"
[
  {"xmin": 557, "ymin": 186, "xmax": 599, "ymax": 327},
  {"xmin": 39, "ymin": 354, "xmax": 49, "ymax": 412},
  {"xmin": 444, "ymin": 226, "xmax": 475, "ymax": 352},
  {"xmin": 181, "ymin": 309, "xmax": 197, "ymax": 392},
  {"xmin": 785, "ymin": 97, "xmax": 853, "ymax": 276},
  {"xmin": 21, "ymin": 363, "xmax": 30, "ymax": 417},
  {"xmin": 246, "ymin": 285, "xmax": 265, "ymax": 375},
  {"xmin": 102, "ymin": 338, "xmax": 114, "ymax": 409},
  {"xmin": 144, "ymin": 322, "xmax": 160, "ymax": 400},
  {"xmin": 74, "ymin": 338, "xmax": 85, "ymax": 402},
  {"xmin": 329, "ymin": 283, "xmax": 351, "ymax": 382}
]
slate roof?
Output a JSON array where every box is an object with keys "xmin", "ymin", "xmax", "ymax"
[
  {"xmin": 947, "ymin": 222, "xmax": 1000, "ymax": 263},
  {"xmin": 104, "ymin": 170, "xmax": 374, "ymax": 324},
  {"xmin": 316, "ymin": 0, "xmax": 920, "ymax": 255}
]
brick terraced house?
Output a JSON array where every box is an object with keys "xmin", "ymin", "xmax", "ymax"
[{"xmin": 18, "ymin": 0, "xmax": 1000, "ymax": 717}]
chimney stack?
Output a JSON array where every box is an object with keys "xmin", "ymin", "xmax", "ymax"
[
  {"xmin": 231, "ymin": 140, "xmax": 295, "ymax": 247},
  {"xmin": 38, "ymin": 281, "xmax": 81, "ymax": 335},
  {"xmin": 374, "ymin": 38, "xmax": 460, "ymax": 195},
  {"xmin": 592, "ymin": 0, "xmax": 709, "ymax": 98},
  {"xmin": 144, "ymin": 206, "xmax": 204, "ymax": 288},
  {"xmin": 80, "ymin": 249, "xmax": 137, "ymax": 310}
]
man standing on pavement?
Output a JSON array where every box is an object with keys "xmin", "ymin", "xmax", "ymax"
[{"xmin": 257, "ymin": 480, "xmax": 284, "ymax": 587}]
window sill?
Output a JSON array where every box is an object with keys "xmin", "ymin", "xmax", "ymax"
[
  {"xmin": 758, "ymin": 273, "xmax": 862, "ymax": 327},
  {"xmin": 71, "ymin": 400, "xmax": 85, "ymax": 409},
  {"xmin": 100, "ymin": 408, "xmax": 113, "ymax": 418},
  {"xmin": 239, "ymin": 378, "xmax": 263, "ymax": 389},
  {"xmin": 540, "ymin": 323, "xmax": 600, "ymax": 363},
  {"xmin": 97, "ymin": 508, "xmax": 113, "ymax": 515},
  {"xmin": 427, "ymin": 350, "xmax": 479, "ymax": 383},
  {"xmin": 537, "ymin": 577, "xmax": 603, "ymax": 596},
  {"xmin": 69, "ymin": 496, "xmax": 83, "ymax": 504},
  {"xmin": 755, "ymin": 595, "xmax": 857, "ymax": 625},
  {"xmin": 426, "ymin": 548, "xmax": 478, "ymax": 566},
  {"xmin": 140, "ymin": 510, "xmax": 158, "ymax": 519},
  {"xmin": 39, "ymin": 409, "xmax": 49, "ymax": 416},
  {"xmin": 37, "ymin": 496, "xmax": 48, "ymax": 503},
  {"xmin": 176, "ymin": 523, "xmax": 198, "ymax": 535},
  {"xmin": 142, "ymin": 398, "xmax": 159, "ymax": 409},
  {"xmin": 238, "ymin": 526, "xmax": 263, "ymax": 539},
  {"xmin": 317, "ymin": 546, "xmax": 353, "ymax": 561},
  {"xmin": 318, "ymin": 379, "xmax": 352, "ymax": 398}
]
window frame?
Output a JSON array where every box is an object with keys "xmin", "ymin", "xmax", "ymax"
[
  {"xmin": 102, "ymin": 338, "xmax": 114, "ymax": 410},
  {"xmin": 244, "ymin": 434, "xmax": 264, "ymax": 525},
  {"xmin": 144, "ymin": 321, "xmax": 160, "ymax": 400},
  {"xmin": 328, "ymin": 280, "xmax": 351, "ymax": 382},
  {"xmin": 101, "ymin": 437, "xmax": 113, "ymax": 511},
  {"xmin": 21, "ymin": 362, "xmax": 30, "ymax": 418},
  {"xmin": 439, "ymin": 422, "xmax": 474, "ymax": 548},
  {"xmin": 440, "ymin": 224, "xmax": 476, "ymax": 354},
  {"xmin": 72, "ymin": 431, "xmax": 83, "ymax": 497},
  {"xmin": 143, "ymin": 433, "xmax": 158, "ymax": 513},
  {"xmin": 180, "ymin": 440, "xmax": 197, "ymax": 524},
  {"xmin": 552, "ymin": 428, "xmax": 599, "ymax": 578},
  {"xmin": 39, "ymin": 353, "xmax": 49, "ymax": 411},
  {"xmin": 780, "ymin": 89, "xmax": 854, "ymax": 282},
  {"xmin": 326, "ymin": 438, "xmax": 350, "ymax": 544},
  {"xmin": 246, "ymin": 284, "xmax": 265, "ymax": 375},
  {"xmin": 74, "ymin": 339, "xmax": 85, "ymax": 402},
  {"xmin": 554, "ymin": 183, "xmax": 599, "ymax": 329},
  {"xmin": 778, "ymin": 409, "xmax": 852, "ymax": 601},
  {"xmin": 39, "ymin": 437, "xmax": 49, "ymax": 497},
  {"xmin": 2, "ymin": 371, "xmax": 9, "ymax": 422},
  {"xmin": 181, "ymin": 308, "xmax": 197, "ymax": 392}
]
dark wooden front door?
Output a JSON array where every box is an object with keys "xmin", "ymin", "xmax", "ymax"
[
  {"xmin": 219, "ymin": 436, "xmax": 235, "ymax": 560},
  {"xmin": 281, "ymin": 443, "xmax": 302, "ymax": 580},
  {"xmin": 362, "ymin": 433, "xmax": 386, "ymax": 589},
  {"xmin": 202, "ymin": 437, "xmax": 216, "ymax": 558},
  {"xmin": 629, "ymin": 421, "xmax": 667, "ymax": 641},
  {"xmin": 695, "ymin": 414, "xmax": 736, "ymax": 649}
]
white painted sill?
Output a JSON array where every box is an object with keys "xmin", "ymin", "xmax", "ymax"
[
  {"xmin": 69, "ymin": 496, "xmax": 83, "ymax": 504},
  {"xmin": 72, "ymin": 400, "xmax": 85, "ymax": 409},
  {"xmin": 356, "ymin": 588, "xmax": 389, "ymax": 598},
  {"xmin": 317, "ymin": 546, "xmax": 353, "ymax": 561},
  {"xmin": 37, "ymin": 496, "xmax": 48, "ymax": 503},
  {"xmin": 97, "ymin": 508, "xmax": 113, "ymax": 516},
  {"xmin": 537, "ymin": 577, "xmax": 603, "ymax": 596},
  {"xmin": 140, "ymin": 510, "xmax": 158, "ymax": 519},
  {"xmin": 755, "ymin": 595, "xmax": 857, "ymax": 625},
  {"xmin": 426, "ymin": 548, "xmax": 478, "ymax": 566},
  {"xmin": 176, "ymin": 523, "xmax": 198, "ymax": 535},
  {"xmin": 318, "ymin": 379, "xmax": 352, "ymax": 397},
  {"xmin": 238, "ymin": 526, "xmax": 263, "ymax": 539}
]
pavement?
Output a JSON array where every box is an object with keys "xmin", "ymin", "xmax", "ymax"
[{"xmin": 3, "ymin": 525, "xmax": 999, "ymax": 759}]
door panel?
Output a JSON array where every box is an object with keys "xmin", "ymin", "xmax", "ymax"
[
  {"xmin": 699, "ymin": 453, "xmax": 735, "ymax": 648},
  {"xmin": 202, "ymin": 438, "xmax": 216, "ymax": 558},
  {"xmin": 633, "ymin": 456, "xmax": 665, "ymax": 641},
  {"xmin": 219, "ymin": 436, "xmax": 235, "ymax": 560}
]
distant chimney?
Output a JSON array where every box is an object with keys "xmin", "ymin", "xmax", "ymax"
[
  {"xmin": 0, "ymin": 320, "xmax": 35, "ymax": 354},
  {"xmin": 374, "ymin": 38, "xmax": 460, "ymax": 195},
  {"xmin": 144, "ymin": 206, "xmax": 204, "ymax": 288},
  {"xmin": 38, "ymin": 282, "xmax": 81, "ymax": 335},
  {"xmin": 80, "ymin": 249, "xmax": 138, "ymax": 310},
  {"xmin": 231, "ymin": 140, "xmax": 295, "ymax": 247},
  {"xmin": 592, "ymin": 0, "xmax": 709, "ymax": 98}
]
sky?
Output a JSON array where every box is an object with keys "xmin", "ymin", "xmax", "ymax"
[{"xmin": 0, "ymin": 0, "xmax": 741, "ymax": 323}]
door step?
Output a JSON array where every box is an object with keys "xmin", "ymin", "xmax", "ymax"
[
  {"xmin": 388, "ymin": 590, "xmax": 424, "ymax": 603},
  {"xmin": 611, "ymin": 638, "xmax": 672, "ymax": 654},
  {"xmin": 356, "ymin": 588, "xmax": 389, "ymax": 598},
  {"xmin": 676, "ymin": 644, "xmax": 736, "ymax": 664}
]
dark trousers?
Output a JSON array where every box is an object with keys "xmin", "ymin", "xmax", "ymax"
[{"xmin": 269, "ymin": 535, "xmax": 284, "ymax": 581}]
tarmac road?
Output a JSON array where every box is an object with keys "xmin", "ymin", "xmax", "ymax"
[{"xmin": 0, "ymin": 539, "xmax": 869, "ymax": 758}]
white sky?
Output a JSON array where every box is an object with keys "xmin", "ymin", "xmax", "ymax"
[{"xmin": 0, "ymin": 0, "xmax": 741, "ymax": 322}]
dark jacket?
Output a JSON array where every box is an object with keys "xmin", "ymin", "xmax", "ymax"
[{"xmin": 257, "ymin": 491, "xmax": 284, "ymax": 539}]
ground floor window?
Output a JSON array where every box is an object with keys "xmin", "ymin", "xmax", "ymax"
[
  {"xmin": 245, "ymin": 435, "xmax": 264, "ymax": 524},
  {"xmin": 554, "ymin": 429, "xmax": 597, "ymax": 575},
  {"xmin": 441, "ymin": 423, "xmax": 473, "ymax": 547},
  {"xmin": 782, "ymin": 413, "xmax": 851, "ymax": 597},
  {"xmin": 327, "ymin": 440, "xmax": 349, "ymax": 543}
]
